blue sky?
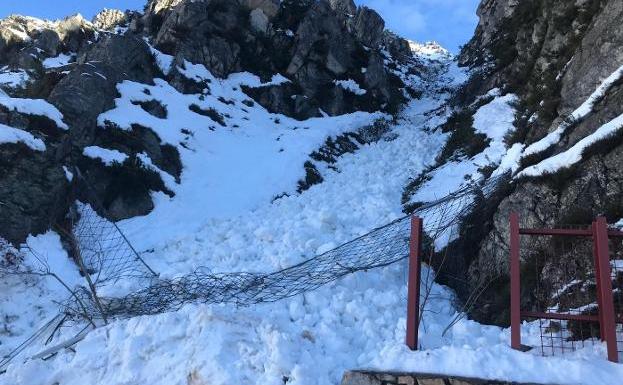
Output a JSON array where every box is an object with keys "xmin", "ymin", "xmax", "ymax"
[{"xmin": 0, "ymin": 0, "xmax": 480, "ymax": 52}]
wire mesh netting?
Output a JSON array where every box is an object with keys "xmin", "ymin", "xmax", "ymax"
[
  {"xmin": 61, "ymin": 173, "xmax": 509, "ymax": 321},
  {"xmin": 607, "ymin": 235, "xmax": 623, "ymax": 356},
  {"xmin": 519, "ymin": 226, "xmax": 602, "ymax": 356},
  {"xmin": 0, "ymin": 172, "xmax": 509, "ymax": 369},
  {"xmin": 71, "ymin": 203, "xmax": 157, "ymax": 288}
]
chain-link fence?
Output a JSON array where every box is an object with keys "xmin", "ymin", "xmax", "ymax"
[
  {"xmin": 1, "ymin": 171, "xmax": 510, "ymax": 368},
  {"xmin": 63, "ymin": 173, "xmax": 509, "ymax": 321}
]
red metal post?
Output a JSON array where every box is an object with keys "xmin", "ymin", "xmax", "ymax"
[
  {"xmin": 592, "ymin": 221, "xmax": 606, "ymax": 342},
  {"xmin": 510, "ymin": 212, "xmax": 522, "ymax": 350},
  {"xmin": 406, "ymin": 216, "xmax": 423, "ymax": 351},
  {"xmin": 593, "ymin": 217, "xmax": 619, "ymax": 363}
]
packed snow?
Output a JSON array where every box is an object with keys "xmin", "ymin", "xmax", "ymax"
[
  {"xmin": 520, "ymin": 64, "xmax": 623, "ymax": 159},
  {"xmin": 83, "ymin": 145, "xmax": 129, "ymax": 166},
  {"xmin": 334, "ymin": 79, "xmax": 367, "ymax": 95},
  {"xmin": 409, "ymin": 92, "xmax": 518, "ymax": 204},
  {"xmin": 0, "ymin": 90, "xmax": 69, "ymax": 130},
  {"xmin": 518, "ymin": 112, "xmax": 623, "ymax": 177},
  {"xmin": 98, "ymin": 61, "xmax": 387, "ymax": 250},
  {"xmin": 0, "ymin": 122, "xmax": 45, "ymax": 151},
  {"xmin": 2, "ymin": 49, "xmax": 622, "ymax": 385},
  {"xmin": 42, "ymin": 53, "xmax": 75, "ymax": 69},
  {"xmin": 0, "ymin": 69, "xmax": 30, "ymax": 89}
]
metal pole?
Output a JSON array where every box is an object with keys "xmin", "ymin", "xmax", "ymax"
[
  {"xmin": 592, "ymin": 221, "xmax": 606, "ymax": 341},
  {"xmin": 510, "ymin": 212, "xmax": 521, "ymax": 350},
  {"xmin": 593, "ymin": 217, "xmax": 619, "ymax": 363},
  {"xmin": 406, "ymin": 216, "xmax": 423, "ymax": 350}
]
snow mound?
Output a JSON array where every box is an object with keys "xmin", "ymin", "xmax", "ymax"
[
  {"xmin": 0, "ymin": 91, "xmax": 69, "ymax": 130},
  {"xmin": 0, "ymin": 122, "xmax": 46, "ymax": 151},
  {"xmin": 83, "ymin": 146, "xmax": 129, "ymax": 166}
]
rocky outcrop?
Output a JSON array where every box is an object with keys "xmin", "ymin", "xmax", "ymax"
[
  {"xmin": 352, "ymin": 7, "xmax": 385, "ymax": 48},
  {"xmin": 92, "ymin": 9, "xmax": 128, "ymax": 30},
  {"xmin": 436, "ymin": 0, "xmax": 623, "ymax": 326},
  {"xmin": 0, "ymin": 0, "xmax": 418, "ymax": 244}
]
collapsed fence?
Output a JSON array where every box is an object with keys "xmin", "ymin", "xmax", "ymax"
[
  {"xmin": 69, "ymin": 173, "xmax": 506, "ymax": 320},
  {"xmin": 1, "ymin": 172, "xmax": 508, "ymax": 368}
]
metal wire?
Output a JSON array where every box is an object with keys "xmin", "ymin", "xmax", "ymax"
[{"xmin": 60, "ymin": 173, "xmax": 510, "ymax": 320}]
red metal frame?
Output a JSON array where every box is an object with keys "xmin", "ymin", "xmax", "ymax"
[
  {"xmin": 406, "ymin": 216, "xmax": 423, "ymax": 350},
  {"xmin": 510, "ymin": 212, "xmax": 620, "ymax": 363},
  {"xmin": 593, "ymin": 217, "xmax": 619, "ymax": 362},
  {"xmin": 510, "ymin": 212, "xmax": 521, "ymax": 350}
]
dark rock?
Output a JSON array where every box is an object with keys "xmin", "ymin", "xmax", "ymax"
[
  {"xmin": 352, "ymin": 7, "xmax": 384, "ymax": 47},
  {"xmin": 242, "ymin": 0, "xmax": 281, "ymax": 19},
  {"xmin": 48, "ymin": 63, "xmax": 120, "ymax": 147},
  {"xmin": 436, "ymin": 0, "xmax": 623, "ymax": 326},
  {"xmin": 78, "ymin": 34, "xmax": 157, "ymax": 84},
  {"xmin": 35, "ymin": 29, "xmax": 61, "ymax": 56},
  {"xmin": 328, "ymin": 0, "xmax": 356, "ymax": 16},
  {"xmin": 153, "ymin": 0, "xmax": 244, "ymax": 77}
]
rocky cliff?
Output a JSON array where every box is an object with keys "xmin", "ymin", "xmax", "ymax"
[
  {"xmin": 0, "ymin": 0, "xmax": 424, "ymax": 245},
  {"xmin": 431, "ymin": 0, "xmax": 623, "ymax": 325}
]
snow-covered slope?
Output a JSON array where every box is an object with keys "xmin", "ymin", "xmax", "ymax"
[
  {"xmin": 2, "ymin": 48, "xmax": 622, "ymax": 385},
  {"xmin": 2, "ymin": 1, "xmax": 623, "ymax": 384}
]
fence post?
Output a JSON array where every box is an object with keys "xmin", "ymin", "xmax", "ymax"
[
  {"xmin": 592, "ymin": 221, "xmax": 606, "ymax": 342},
  {"xmin": 510, "ymin": 212, "xmax": 521, "ymax": 350},
  {"xmin": 406, "ymin": 216, "xmax": 423, "ymax": 350},
  {"xmin": 593, "ymin": 217, "xmax": 619, "ymax": 363}
]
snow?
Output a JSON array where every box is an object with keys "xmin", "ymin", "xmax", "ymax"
[
  {"xmin": 410, "ymin": 93, "xmax": 518, "ymax": 204},
  {"xmin": 146, "ymin": 41, "xmax": 174, "ymax": 75},
  {"xmin": 522, "ymin": 64, "xmax": 623, "ymax": 158},
  {"xmin": 0, "ymin": 92, "xmax": 69, "ymax": 130},
  {"xmin": 334, "ymin": 79, "xmax": 367, "ymax": 95},
  {"xmin": 98, "ymin": 64, "xmax": 387, "ymax": 251},
  {"xmin": 63, "ymin": 166, "xmax": 74, "ymax": 182},
  {"xmin": 0, "ymin": 69, "xmax": 30, "ymax": 89},
  {"xmin": 2, "ymin": 54, "xmax": 622, "ymax": 385},
  {"xmin": 83, "ymin": 146, "xmax": 129, "ymax": 166},
  {"xmin": 408, "ymin": 41, "xmax": 451, "ymax": 61},
  {"xmin": 492, "ymin": 142, "xmax": 524, "ymax": 177},
  {"xmin": 518, "ymin": 112, "xmax": 623, "ymax": 177},
  {"xmin": 0, "ymin": 122, "xmax": 45, "ymax": 151},
  {"xmin": 1, "ymin": 231, "xmax": 83, "ymax": 369},
  {"xmin": 42, "ymin": 53, "xmax": 74, "ymax": 69}
]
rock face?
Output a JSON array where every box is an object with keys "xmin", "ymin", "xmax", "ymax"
[
  {"xmin": 92, "ymin": 9, "xmax": 128, "ymax": 30},
  {"xmin": 0, "ymin": 0, "xmax": 415, "ymax": 245},
  {"xmin": 438, "ymin": 0, "xmax": 623, "ymax": 326}
]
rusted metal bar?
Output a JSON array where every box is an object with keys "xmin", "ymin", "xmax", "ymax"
[
  {"xmin": 519, "ymin": 228, "xmax": 623, "ymax": 237},
  {"xmin": 510, "ymin": 212, "xmax": 521, "ymax": 351},
  {"xmin": 519, "ymin": 228, "xmax": 593, "ymax": 237},
  {"xmin": 521, "ymin": 311, "xmax": 599, "ymax": 322},
  {"xmin": 592, "ymin": 220, "xmax": 606, "ymax": 342},
  {"xmin": 593, "ymin": 217, "xmax": 619, "ymax": 363},
  {"xmin": 406, "ymin": 216, "xmax": 423, "ymax": 351}
]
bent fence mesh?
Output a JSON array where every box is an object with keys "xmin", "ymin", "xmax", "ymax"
[
  {"xmin": 1, "ymin": 173, "xmax": 509, "ymax": 368},
  {"xmin": 64, "ymin": 173, "xmax": 508, "ymax": 320}
]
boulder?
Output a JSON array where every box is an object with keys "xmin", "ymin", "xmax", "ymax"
[
  {"xmin": 352, "ymin": 7, "xmax": 385, "ymax": 47},
  {"xmin": 154, "ymin": 0, "xmax": 244, "ymax": 77},
  {"xmin": 78, "ymin": 34, "xmax": 157, "ymax": 83},
  {"xmin": 242, "ymin": 0, "xmax": 280, "ymax": 19},
  {"xmin": 249, "ymin": 8, "xmax": 270, "ymax": 34}
]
